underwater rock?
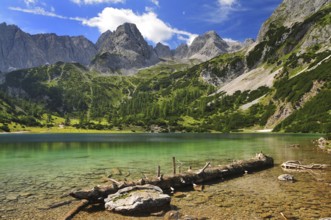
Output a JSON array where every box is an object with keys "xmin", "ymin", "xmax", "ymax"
[
  {"xmin": 112, "ymin": 168, "xmax": 122, "ymax": 175},
  {"xmin": 164, "ymin": 210, "xmax": 182, "ymax": 220},
  {"xmin": 104, "ymin": 184, "xmax": 170, "ymax": 215},
  {"xmin": 163, "ymin": 211, "xmax": 198, "ymax": 220},
  {"xmin": 6, "ymin": 194, "xmax": 18, "ymax": 201},
  {"xmin": 278, "ymin": 174, "xmax": 294, "ymax": 182}
]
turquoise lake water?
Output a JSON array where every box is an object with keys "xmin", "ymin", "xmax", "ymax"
[{"xmin": 0, "ymin": 133, "xmax": 330, "ymax": 219}]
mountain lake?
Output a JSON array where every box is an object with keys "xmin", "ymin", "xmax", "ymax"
[{"xmin": 0, "ymin": 133, "xmax": 330, "ymax": 219}]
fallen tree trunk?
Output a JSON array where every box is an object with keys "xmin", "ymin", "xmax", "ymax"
[{"xmin": 69, "ymin": 153, "xmax": 273, "ymax": 203}]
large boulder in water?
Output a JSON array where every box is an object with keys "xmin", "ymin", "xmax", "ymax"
[{"xmin": 104, "ymin": 184, "xmax": 171, "ymax": 215}]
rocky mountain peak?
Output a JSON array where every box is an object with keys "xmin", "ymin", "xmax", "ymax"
[
  {"xmin": 154, "ymin": 42, "xmax": 172, "ymax": 59},
  {"xmin": 91, "ymin": 22, "xmax": 159, "ymax": 73},
  {"xmin": 203, "ymin": 31, "xmax": 221, "ymax": 39},
  {"xmin": 187, "ymin": 30, "xmax": 229, "ymax": 61},
  {"xmin": 96, "ymin": 30, "xmax": 112, "ymax": 49},
  {"xmin": 96, "ymin": 23, "xmax": 152, "ymax": 57},
  {"xmin": 115, "ymin": 23, "xmax": 141, "ymax": 38}
]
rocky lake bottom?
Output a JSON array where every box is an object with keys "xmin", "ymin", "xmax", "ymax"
[{"xmin": 0, "ymin": 133, "xmax": 330, "ymax": 219}]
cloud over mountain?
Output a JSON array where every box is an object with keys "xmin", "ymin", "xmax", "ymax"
[{"xmin": 82, "ymin": 7, "xmax": 197, "ymax": 44}]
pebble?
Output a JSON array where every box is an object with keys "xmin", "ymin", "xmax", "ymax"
[{"xmin": 19, "ymin": 192, "xmax": 34, "ymax": 198}]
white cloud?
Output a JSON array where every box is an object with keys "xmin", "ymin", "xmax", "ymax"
[
  {"xmin": 71, "ymin": 0, "xmax": 125, "ymax": 5},
  {"xmin": 9, "ymin": 5, "xmax": 197, "ymax": 45},
  {"xmin": 150, "ymin": 0, "xmax": 159, "ymax": 7},
  {"xmin": 223, "ymin": 38, "xmax": 239, "ymax": 43},
  {"xmin": 82, "ymin": 7, "xmax": 197, "ymax": 45},
  {"xmin": 201, "ymin": 0, "xmax": 240, "ymax": 24},
  {"xmin": 218, "ymin": 0, "xmax": 237, "ymax": 6},
  {"xmin": 145, "ymin": 6, "xmax": 154, "ymax": 13},
  {"xmin": 9, "ymin": 7, "xmax": 85, "ymax": 21},
  {"xmin": 24, "ymin": 0, "xmax": 37, "ymax": 6}
]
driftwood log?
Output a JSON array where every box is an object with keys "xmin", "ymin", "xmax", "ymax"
[
  {"xmin": 281, "ymin": 160, "xmax": 328, "ymax": 170},
  {"xmin": 69, "ymin": 153, "xmax": 273, "ymax": 204}
]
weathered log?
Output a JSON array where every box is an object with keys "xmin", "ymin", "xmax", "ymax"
[
  {"xmin": 281, "ymin": 161, "xmax": 328, "ymax": 170},
  {"xmin": 69, "ymin": 153, "xmax": 273, "ymax": 203}
]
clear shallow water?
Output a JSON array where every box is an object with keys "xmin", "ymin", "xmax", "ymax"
[{"xmin": 0, "ymin": 133, "xmax": 330, "ymax": 219}]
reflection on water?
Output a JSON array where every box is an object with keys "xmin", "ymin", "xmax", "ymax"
[{"xmin": 0, "ymin": 133, "xmax": 330, "ymax": 219}]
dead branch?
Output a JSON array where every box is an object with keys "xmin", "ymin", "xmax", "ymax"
[
  {"xmin": 62, "ymin": 199, "xmax": 89, "ymax": 220},
  {"xmin": 281, "ymin": 161, "xmax": 328, "ymax": 170},
  {"xmin": 197, "ymin": 162, "xmax": 211, "ymax": 174}
]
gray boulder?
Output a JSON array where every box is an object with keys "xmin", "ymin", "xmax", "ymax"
[{"xmin": 104, "ymin": 184, "xmax": 171, "ymax": 215}]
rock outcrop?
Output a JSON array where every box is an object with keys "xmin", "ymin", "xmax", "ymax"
[
  {"xmin": 257, "ymin": 0, "xmax": 331, "ymax": 42},
  {"xmin": 0, "ymin": 22, "xmax": 97, "ymax": 73}
]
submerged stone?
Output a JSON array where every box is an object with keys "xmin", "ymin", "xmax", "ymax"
[
  {"xmin": 104, "ymin": 184, "xmax": 170, "ymax": 215},
  {"xmin": 6, "ymin": 194, "xmax": 18, "ymax": 201},
  {"xmin": 278, "ymin": 174, "xmax": 294, "ymax": 182},
  {"xmin": 111, "ymin": 168, "xmax": 122, "ymax": 175}
]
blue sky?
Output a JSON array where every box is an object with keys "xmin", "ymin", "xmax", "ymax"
[{"xmin": 0, "ymin": 0, "xmax": 282, "ymax": 48}]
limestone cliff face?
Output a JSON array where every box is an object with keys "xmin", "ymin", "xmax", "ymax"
[
  {"xmin": 0, "ymin": 23, "xmax": 46, "ymax": 72},
  {"xmin": 0, "ymin": 23, "xmax": 97, "ymax": 72},
  {"xmin": 32, "ymin": 34, "xmax": 97, "ymax": 65}
]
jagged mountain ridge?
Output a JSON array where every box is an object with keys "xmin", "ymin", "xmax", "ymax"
[
  {"xmin": 0, "ymin": 22, "xmax": 245, "ymax": 74},
  {"xmin": 0, "ymin": 22, "xmax": 97, "ymax": 73},
  {"xmin": 91, "ymin": 23, "xmax": 245, "ymax": 73}
]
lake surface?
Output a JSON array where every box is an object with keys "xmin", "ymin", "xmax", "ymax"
[{"xmin": 0, "ymin": 133, "xmax": 330, "ymax": 219}]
